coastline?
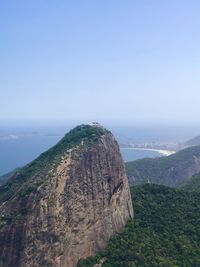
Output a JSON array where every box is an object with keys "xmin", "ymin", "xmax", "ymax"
[{"xmin": 120, "ymin": 147, "xmax": 176, "ymax": 156}]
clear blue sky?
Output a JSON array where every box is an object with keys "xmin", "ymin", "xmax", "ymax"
[{"xmin": 1, "ymin": 0, "xmax": 200, "ymax": 125}]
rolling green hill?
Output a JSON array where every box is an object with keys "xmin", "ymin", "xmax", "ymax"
[
  {"xmin": 125, "ymin": 145, "xmax": 200, "ymax": 187},
  {"xmin": 179, "ymin": 173, "xmax": 200, "ymax": 193},
  {"xmin": 78, "ymin": 184, "xmax": 200, "ymax": 267}
]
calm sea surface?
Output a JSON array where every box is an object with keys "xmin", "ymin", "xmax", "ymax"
[
  {"xmin": 0, "ymin": 122, "xmax": 198, "ymax": 176},
  {"xmin": 120, "ymin": 148, "xmax": 161, "ymax": 162},
  {"xmin": 0, "ymin": 136, "xmax": 162, "ymax": 176}
]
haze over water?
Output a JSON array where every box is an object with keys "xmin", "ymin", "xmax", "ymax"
[
  {"xmin": 1, "ymin": 1, "xmax": 200, "ymax": 175},
  {"xmin": 1, "ymin": 121, "xmax": 200, "ymax": 176}
]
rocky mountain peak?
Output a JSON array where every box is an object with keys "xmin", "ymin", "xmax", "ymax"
[{"xmin": 0, "ymin": 124, "xmax": 133, "ymax": 267}]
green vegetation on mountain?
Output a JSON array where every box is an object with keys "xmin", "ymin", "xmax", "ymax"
[
  {"xmin": 0, "ymin": 168, "xmax": 20, "ymax": 186},
  {"xmin": 0, "ymin": 125, "xmax": 108, "ymax": 202},
  {"xmin": 0, "ymin": 124, "xmax": 132, "ymax": 267},
  {"xmin": 125, "ymin": 145, "xmax": 200, "ymax": 187},
  {"xmin": 0, "ymin": 176, "xmax": 6, "ymax": 186},
  {"xmin": 78, "ymin": 184, "xmax": 200, "ymax": 267},
  {"xmin": 179, "ymin": 173, "xmax": 200, "ymax": 193}
]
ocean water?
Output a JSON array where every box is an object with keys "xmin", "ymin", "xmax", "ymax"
[
  {"xmin": 0, "ymin": 135, "xmax": 61, "ymax": 176},
  {"xmin": 120, "ymin": 148, "xmax": 161, "ymax": 162},
  {"xmin": 0, "ymin": 138, "xmax": 161, "ymax": 176},
  {"xmin": 0, "ymin": 122, "xmax": 199, "ymax": 176}
]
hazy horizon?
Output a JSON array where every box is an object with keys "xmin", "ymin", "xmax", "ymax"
[
  {"xmin": 1, "ymin": 119, "xmax": 200, "ymax": 143},
  {"xmin": 1, "ymin": 2, "xmax": 200, "ymax": 264},
  {"xmin": 1, "ymin": 120, "xmax": 200, "ymax": 176}
]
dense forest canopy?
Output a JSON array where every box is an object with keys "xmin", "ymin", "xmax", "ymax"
[{"xmin": 78, "ymin": 184, "xmax": 200, "ymax": 267}]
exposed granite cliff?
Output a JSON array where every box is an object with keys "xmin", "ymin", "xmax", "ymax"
[{"xmin": 0, "ymin": 124, "xmax": 133, "ymax": 267}]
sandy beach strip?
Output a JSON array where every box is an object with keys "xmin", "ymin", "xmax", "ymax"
[{"xmin": 120, "ymin": 147, "xmax": 176, "ymax": 156}]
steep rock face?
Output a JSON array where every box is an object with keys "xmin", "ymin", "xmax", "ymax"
[{"xmin": 0, "ymin": 125, "xmax": 133, "ymax": 267}]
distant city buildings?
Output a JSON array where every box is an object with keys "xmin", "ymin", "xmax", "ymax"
[{"xmin": 120, "ymin": 141, "xmax": 180, "ymax": 151}]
